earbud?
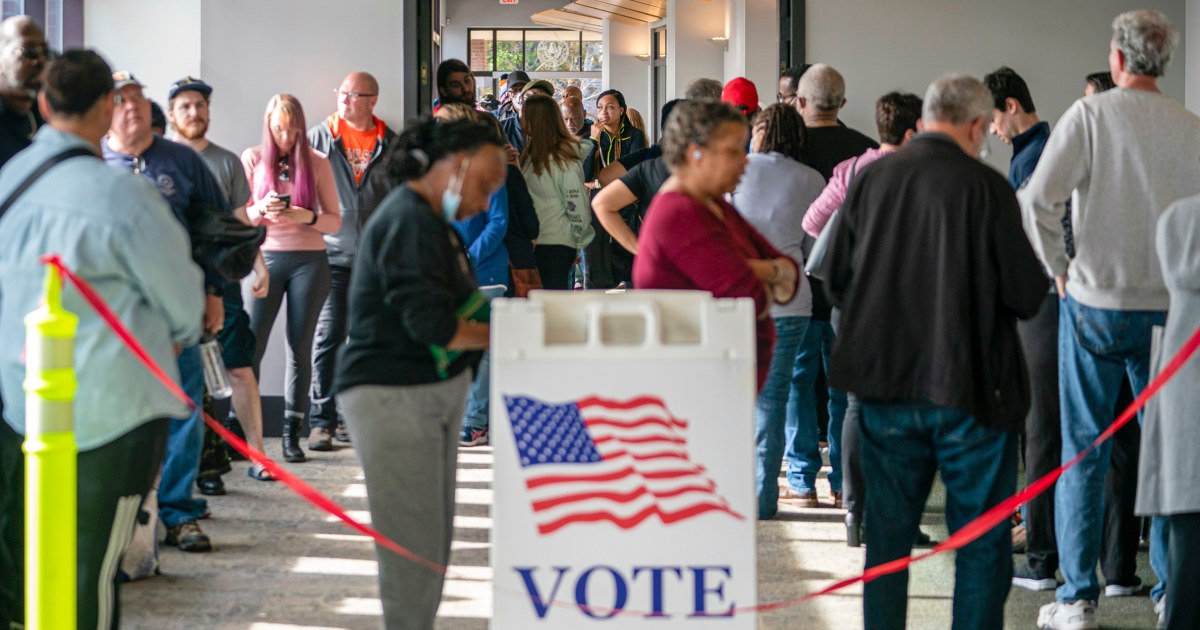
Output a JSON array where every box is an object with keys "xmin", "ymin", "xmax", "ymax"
[{"xmin": 692, "ymin": 150, "xmax": 702, "ymax": 161}]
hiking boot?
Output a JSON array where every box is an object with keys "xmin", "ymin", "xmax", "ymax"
[
  {"xmin": 1013, "ymin": 562, "xmax": 1058, "ymax": 591},
  {"xmin": 459, "ymin": 426, "xmax": 489, "ymax": 447},
  {"xmin": 308, "ymin": 427, "xmax": 334, "ymax": 451},
  {"xmin": 281, "ymin": 417, "xmax": 306, "ymax": 463},
  {"xmin": 1037, "ymin": 600, "xmax": 1098, "ymax": 630},
  {"xmin": 165, "ymin": 520, "xmax": 212, "ymax": 553}
]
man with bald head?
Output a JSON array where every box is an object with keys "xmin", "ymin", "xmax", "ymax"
[
  {"xmin": 561, "ymin": 85, "xmax": 593, "ymax": 137},
  {"xmin": 307, "ymin": 71, "xmax": 396, "ymax": 450},
  {"xmin": 0, "ymin": 16, "xmax": 47, "ymax": 165}
]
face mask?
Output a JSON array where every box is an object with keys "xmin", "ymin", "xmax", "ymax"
[{"xmin": 441, "ymin": 157, "xmax": 471, "ymax": 222}]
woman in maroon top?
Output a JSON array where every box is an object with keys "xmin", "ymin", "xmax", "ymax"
[{"xmin": 633, "ymin": 100, "xmax": 799, "ymax": 390}]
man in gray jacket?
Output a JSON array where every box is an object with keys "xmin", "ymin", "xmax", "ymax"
[
  {"xmin": 1019, "ymin": 10, "xmax": 1200, "ymax": 630},
  {"xmin": 307, "ymin": 71, "xmax": 396, "ymax": 450}
]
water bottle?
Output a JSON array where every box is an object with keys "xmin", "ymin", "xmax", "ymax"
[{"xmin": 199, "ymin": 332, "xmax": 233, "ymax": 399}]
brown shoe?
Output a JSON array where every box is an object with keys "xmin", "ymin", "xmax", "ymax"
[
  {"xmin": 833, "ymin": 491, "xmax": 843, "ymax": 510},
  {"xmin": 307, "ymin": 427, "xmax": 334, "ymax": 451},
  {"xmin": 165, "ymin": 520, "xmax": 212, "ymax": 552},
  {"xmin": 779, "ymin": 484, "xmax": 819, "ymax": 508}
]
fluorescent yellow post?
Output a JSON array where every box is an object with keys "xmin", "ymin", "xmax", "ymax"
[{"xmin": 23, "ymin": 265, "xmax": 78, "ymax": 630}]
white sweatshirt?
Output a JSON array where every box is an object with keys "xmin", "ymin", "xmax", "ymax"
[{"xmin": 1018, "ymin": 87, "xmax": 1200, "ymax": 311}]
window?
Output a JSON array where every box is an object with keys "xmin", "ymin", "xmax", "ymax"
[
  {"xmin": 468, "ymin": 27, "xmax": 603, "ymax": 116},
  {"xmin": 2, "ymin": 0, "xmax": 82, "ymax": 51}
]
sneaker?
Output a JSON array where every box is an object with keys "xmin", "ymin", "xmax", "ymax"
[
  {"xmin": 334, "ymin": 420, "xmax": 352, "ymax": 443},
  {"xmin": 165, "ymin": 521, "xmax": 212, "ymax": 553},
  {"xmin": 196, "ymin": 476, "xmax": 225, "ymax": 496},
  {"xmin": 307, "ymin": 427, "xmax": 334, "ymax": 451},
  {"xmin": 778, "ymin": 484, "xmax": 818, "ymax": 508},
  {"xmin": 460, "ymin": 426, "xmax": 489, "ymax": 447},
  {"xmin": 1103, "ymin": 576, "xmax": 1142, "ymax": 597},
  {"xmin": 1155, "ymin": 597, "xmax": 1166, "ymax": 629},
  {"xmin": 1013, "ymin": 562, "xmax": 1057, "ymax": 591},
  {"xmin": 1037, "ymin": 600, "xmax": 1098, "ymax": 630}
]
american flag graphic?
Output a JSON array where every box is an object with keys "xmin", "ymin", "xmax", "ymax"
[{"xmin": 503, "ymin": 395, "xmax": 744, "ymax": 535}]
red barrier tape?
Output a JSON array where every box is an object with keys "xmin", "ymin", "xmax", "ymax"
[
  {"xmin": 40, "ymin": 255, "xmax": 449, "ymax": 576},
  {"xmin": 40, "ymin": 254, "xmax": 1200, "ymax": 615}
]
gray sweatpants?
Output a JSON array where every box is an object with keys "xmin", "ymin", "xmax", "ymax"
[{"xmin": 340, "ymin": 370, "xmax": 471, "ymax": 630}]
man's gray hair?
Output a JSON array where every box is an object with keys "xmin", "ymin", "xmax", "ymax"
[
  {"xmin": 1112, "ymin": 10, "xmax": 1177, "ymax": 77},
  {"xmin": 797, "ymin": 64, "xmax": 845, "ymax": 113},
  {"xmin": 922, "ymin": 74, "xmax": 993, "ymax": 125},
  {"xmin": 684, "ymin": 78, "xmax": 722, "ymax": 102}
]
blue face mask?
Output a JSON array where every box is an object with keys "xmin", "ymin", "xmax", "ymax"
[{"xmin": 441, "ymin": 157, "xmax": 471, "ymax": 222}]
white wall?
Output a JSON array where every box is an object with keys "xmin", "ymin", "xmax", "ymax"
[
  {"xmin": 667, "ymin": 0, "xmax": 726, "ymax": 99},
  {"xmin": 724, "ymin": 0, "xmax": 778, "ymax": 105},
  {"xmin": 84, "ymin": 0, "xmax": 200, "ymax": 105},
  {"xmin": 807, "ymin": 0, "xmax": 1187, "ymax": 169},
  {"xmin": 603, "ymin": 20, "xmax": 652, "ymax": 118},
  {"xmin": 1188, "ymin": 0, "xmax": 1200, "ymax": 114}
]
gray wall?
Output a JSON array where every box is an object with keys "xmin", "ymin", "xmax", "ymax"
[{"xmin": 807, "ymin": 0, "xmax": 1187, "ymax": 170}]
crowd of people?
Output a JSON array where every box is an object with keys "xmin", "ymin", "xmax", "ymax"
[{"xmin": 0, "ymin": 6, "xmax": 1194, "ymax": 630}]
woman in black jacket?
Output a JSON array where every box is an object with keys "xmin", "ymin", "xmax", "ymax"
[
  {"xmin": 335, "ymin": 117, "xmax": 507, "ymax": 630},
  {"xmin": 583, "ymin": 89, "xmax": 646, "ymax": 289}
]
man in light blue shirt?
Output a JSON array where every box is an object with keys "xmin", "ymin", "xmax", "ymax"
[{"xmin": 0, "ymin": 50, "xmax": 203, "ymax": 630}]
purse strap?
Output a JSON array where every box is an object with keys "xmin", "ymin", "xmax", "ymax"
[{"xmin": 0, "ymin": 147, "xmax": 96, "ymax": 220}]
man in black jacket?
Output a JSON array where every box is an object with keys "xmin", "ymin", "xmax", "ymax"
[
  {"xmin": 307, "ymin": 71, "xmax": 396, "ymax": 449},
  {"xmin": 826, "ymin": 74, "xmax": 1046, "ymax": 630}
]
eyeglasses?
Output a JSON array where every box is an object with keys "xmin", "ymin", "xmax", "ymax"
[
  {"xmin": 277, "ymin": 156, "xmax": 290, "ymax": 182},
  {"xmin": 16, "ymin": 45, "xmax": 48, "ymax": 61},
  {"xmin": 777, "ymin": 93, "xmax": 796, "ymax": 104},
  {"xmin": 113, "ymin": 90, "xmax": 146, "ymax": 106},
  {"xmin": 335, "ymin": 90, "xmax": 377, "ymax": 101}
]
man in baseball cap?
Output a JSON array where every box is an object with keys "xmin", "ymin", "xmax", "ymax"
[{"xmin": 722, "ymin": 77, "xmax": 760, "ymax": 117}]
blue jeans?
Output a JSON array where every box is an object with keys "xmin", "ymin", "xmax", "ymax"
[
  {"xmin": 462, "ymin": 285, "xmax": 507, "ymax": 432},
  {"xmin": 159, "ymin": 345, "xmax": 208, "ymax": 527},
  {"xmin": 860, "ymin": 402, "xmax": 1016, "ymax": 630},
  {"xmin": 754, "ymin": 316, "xmax": 810, "ymax": 518},
  {"xmin": 787, "ymin": 319, "xmax": 843, "ymax": 493},
  {"xmin": 1056, "ymin": 292, "xmax": 1169, "ymax": 603}
]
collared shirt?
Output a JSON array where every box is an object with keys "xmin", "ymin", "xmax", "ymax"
[
  {"xmin": 0, "ymin": 127, "xmax": 204, "ymax": 450},
  {"xmin": 1009, "ymin": 120, "xmax": 1050, "ymax": 190}
]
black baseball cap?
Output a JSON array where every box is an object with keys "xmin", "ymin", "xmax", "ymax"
[{"xmin": 168, "ymin": 76, "xmax": 213, "ymax": 101}]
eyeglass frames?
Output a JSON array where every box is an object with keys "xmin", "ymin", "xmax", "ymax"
[{"xmin": 335, "ymin": 89, "xmax": 377, "ymax": 101}]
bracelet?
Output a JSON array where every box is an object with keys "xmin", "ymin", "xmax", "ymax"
[
  {"xmin": 307, "ymin": 209, "xmax": 319, "ymax": 226},
  {"xmin": 769, "ymin": 259, "xmax": 783, "ymax": 285}
]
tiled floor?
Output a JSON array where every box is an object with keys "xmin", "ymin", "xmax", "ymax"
[{"xmin": 119, "ymin": 444, "xmax": 1163, "ymax": 629}]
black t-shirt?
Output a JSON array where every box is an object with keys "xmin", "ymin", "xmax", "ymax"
[
  {"xmin": 0, "ymin": 101, "xmax": 41, "ymax": 168},
  {"xmin": 806, "ymin": 125, "xmax": 878, "ymax": 320},
  {"xmin": 336, "ymin": 186, "xmax": 482, "ymax": 389},
  {"xmin": 620, "ymin": 156, "xmax": 670, "ymax": 215},
  {"xmin": 806, "ymin": 125, "xmax": 879, "ymax": 180}
]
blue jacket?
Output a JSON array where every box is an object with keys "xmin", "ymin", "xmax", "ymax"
[{"xmin": 454, "ymin": 189, "xmax": 510, "ymax": 287}]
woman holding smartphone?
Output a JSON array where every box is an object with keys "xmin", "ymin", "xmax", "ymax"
[{"xmin": 241, "ymin": 94, "xmax": 341, "ymax": 465}]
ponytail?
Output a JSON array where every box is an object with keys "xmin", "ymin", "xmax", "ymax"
[{"xmin": 383, "ymin": 117, "xmax": 505, "ymax": 184}]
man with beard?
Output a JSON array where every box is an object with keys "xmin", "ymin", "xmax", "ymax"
[
  {"xmin": 0, "ymin": 16, "xmax": 46, "ymax": 165},
  {"xmin": 168, "ymin": 77, "xmax": 272, "ymax": 491},
  {"xmin": 436, "ymin": 59, "xmax": 476, "ymax": 109}
]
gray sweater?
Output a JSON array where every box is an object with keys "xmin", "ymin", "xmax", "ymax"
[{"xmin": 1018, "ymin": 88, "xmax": 1200, "ymax": 311}]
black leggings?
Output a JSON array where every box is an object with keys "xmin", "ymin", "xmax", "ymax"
[
  {"xmin": 0, "ymin": 418, "xmax": 167, "ymax": 630},
  {"xmin": 249, "ymin": 250, "xmax": 331, "ymax": 422},
  {"xmin": 535, "ymin": 244, "xmax": 578, "ymax": 291}
]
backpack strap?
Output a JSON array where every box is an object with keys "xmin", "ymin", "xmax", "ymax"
[{"xmin": 0, "ymin": 147, "xmax": 96, "ymax": 219}]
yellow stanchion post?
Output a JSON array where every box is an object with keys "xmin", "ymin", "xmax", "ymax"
[{"xmin": 23, "ymin": 264, "xmax": 78, "ymax": 630}]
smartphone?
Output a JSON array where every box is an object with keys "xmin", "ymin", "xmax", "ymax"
[{"xmin": 275, "ymin": 193, "xmax": 291, "ymax": 206}]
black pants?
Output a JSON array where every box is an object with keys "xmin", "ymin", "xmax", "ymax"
[
  {"xmin": 1019, "ymin": 293, "xmax": 1062, "ymax": 574},
  {"xmin": 535, "ymin": 244, "xmax": 577, "ymax": 291},
  {"xmin": 249, "ymin": 250, "xmax": 332, "ymax": 424},
  {"xmin": 1166, "ymin": 512, "xmax": 1200, "ymax": 629},
  {"xmin": 841, "ymin": 393, "xmax": 863, "ymax": 517},
  {"xmin": 0, "ymin": 418, "xmax": 167, "ymax": 630},
  {"xmin": 310, "ymin": 264, "xmax": 352, "ymax": 431}
]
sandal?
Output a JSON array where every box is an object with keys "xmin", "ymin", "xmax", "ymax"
[{"xmin": 248, "ymin": 463, "xmax": 276, "ymax": 482}]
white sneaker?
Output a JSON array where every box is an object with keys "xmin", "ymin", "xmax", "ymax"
[
  {"xmin": 1104, "ymin": 583, "xmax": 1140, "ymax": 597},
  {"xmin": 1037, "ymin": 600, "xmax": 1098, "ymax": 630},
  {"xmin": 1155, "ymin": 597, "xmax": 1166, "ymax": 629}
]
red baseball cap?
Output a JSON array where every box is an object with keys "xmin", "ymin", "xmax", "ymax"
[{"xmin": 722, "ymin": 77, "xmax": 759, "ymax": 115}]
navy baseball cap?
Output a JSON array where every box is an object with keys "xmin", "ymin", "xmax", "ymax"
[{"xmin": 168, "ymin": 76, "xmax": 213, "ymax": 101}]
